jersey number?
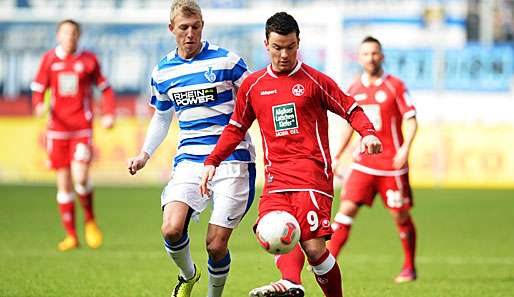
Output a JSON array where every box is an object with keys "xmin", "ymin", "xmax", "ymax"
[
  {"xmin": 307, "ymin": 211, "xmax": 319, "ymax": 231},
  {"xmin": 386, "ymin": 189, "xmax": 404, "ymax": 208}
]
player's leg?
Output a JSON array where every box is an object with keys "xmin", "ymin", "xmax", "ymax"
[
  {"xmin": 302, "ymin": 238, "xmax": 342, "ymax": 297},
  {"xmin": 298, "ymin": 191, "xmax": 343, "ymax": 297},
  {"xmin": 249, "ymin": 192, "xmax": 305, "ymax": 297},
  {"xmin": 327, "ymin": 200, "xmax": 359, "ymax": 257},
  {"xmin": 205, "ymin": 224, "xmax": 232, "ymax": 297},
  {"xmin": 49, "ymin": 137, "xmax": 78, "ymax": 251},
  {"xmin": 56, "ymin": 167, "xmax": 78, "ymax": 251},
  {"xmin": 162, "ymin": 201, "xmax": 200, "ymax": 297},
  {"xmin": 161, "ymin": 162, "xmax": 209, "ymax": 297},
  {"xmin": 391, "ymin": 209, "xmax": 416, "ymax": 282},
  {"xmin": 70, "ymin": 138, "xmax": 101, "ymax": 248},
  {"xmin": 207, "ymin": 162, "xmax": 256, "ymax": 297},
  {"xmin": 275, "ymin": 244, "xmax": 305, "ymax": 285},
  {"xmin": 328, "ymin": 169, "xmax": 375, "ymax": 257},
  {"xmin": 377, "ymin": 174, "xmax": 416, "ymax": 282}
]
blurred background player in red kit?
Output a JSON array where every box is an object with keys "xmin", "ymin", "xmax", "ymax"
[
  {"xmin": 329, "ymin": 36, "xmax": 418, "ymax": 283},
  {"xmin": 31, "ymin": 19, "xmax": 115, "ymax": 252}
]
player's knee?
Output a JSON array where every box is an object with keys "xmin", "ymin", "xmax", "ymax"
[
  {"xmin": 339, "ymin": 200, "xmax": 359, "ymax": 216},
  {"xmin": 74, "ymin": 181, "xmax": 92, "ymax": 195},
  {"xmin": 206, "ymin": 237, "xmax": 228, "ymax": 259},
  {"xmin": 161, "ymin": 222, "xmax": 184, "ymax": 242},
  {"xmin": 393, "ymin": 211, "xmax": 411, "ymax": 225},
  {"xmin": 302, "ymin": 245, "xmax": 325, "ymax": 262}
]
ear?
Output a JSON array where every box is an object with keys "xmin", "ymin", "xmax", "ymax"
[
  {"xmin": 264, "ymin": 39, "xmax": 269, "ymax": 51},
  {"xmin": 168, "ymin": 23, "xmax": 174, "ymax": 33}
]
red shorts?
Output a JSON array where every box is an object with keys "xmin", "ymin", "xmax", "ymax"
[
  {"xmin": 46, "ymin": 137, "xmax": 93, "ymax": 169},
  {"xmin": 257, "ymin": 191, "xmax": 333, "ymax": 241},
  {"xmin": 341, "ymin": 169, "xmax": 413, "ymax": 211}
]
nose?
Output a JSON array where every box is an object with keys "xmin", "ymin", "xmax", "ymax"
[{"xmin": 280, "ymin": 49, "xmax": 289, "ymax": 59}]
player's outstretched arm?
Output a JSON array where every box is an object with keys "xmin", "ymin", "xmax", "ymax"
[
  {"xmin": 127, "ymin": 110, "xmax": 173, "ymax": 175},
  {"xmin": 199, "ymin": 165, "xmax": 216, "ymax": 196},
  {"xmin": 127, "ymin": 152, "xmax": 150, "ymax": 175}
]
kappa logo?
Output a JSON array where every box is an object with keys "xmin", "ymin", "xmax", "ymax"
[
  {"xmin": 260, "ymin": 89, "xmax": 277, "ymax": 96},
  {"xmin": 204, "ymin": 66, "xmax": 216, "ymax": 83},
  {"xmin": 291, "ymin": 84, "xmax": 304, "ymax": 96}
]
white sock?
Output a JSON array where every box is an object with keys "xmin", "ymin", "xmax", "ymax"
[
  {"xmin": 207, "ymin": 251, "xmax": 231, "ymax": 297},
  {"xmin": 164, "ymin": 233, "xmax": 195, "ymax": 280}
]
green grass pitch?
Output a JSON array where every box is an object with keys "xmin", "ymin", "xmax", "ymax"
[{"xmin": 1, "ymin": 185, "xmax": 513, "ymax": 297}]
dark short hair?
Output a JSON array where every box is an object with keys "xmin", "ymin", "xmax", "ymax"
[
  {"xmin": 265, "ymin": 12, "xmax": 300, "ymax": 40},
  {"xmin": 361, "ymin": 36, "xmax": 382, "ymax": 50},
  {"xmin": 57, "ymin": 19, "xmax": 81, "ymax": 33}
]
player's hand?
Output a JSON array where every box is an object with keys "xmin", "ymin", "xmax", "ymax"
[
  {"xmin": 34, "ymin": 103, "xmax": 46, "ymax": 117},
  {"xmin": 199, "ymin": 165, "xmax": 216, "ymax": 197},
  {"xmin": 393, "ymin": 146, "xmax": 409, "ymax": 169},
  {"xmin": 360, "ymin": 135, "xmax": 382, "ymax": 154},
  {"xmin": 127, "ymin": 152, "xmax": 150, "ymax": 175},
  {"xmin": 101, "ymin": 114, "xmax": 115, "ymax": 129}
]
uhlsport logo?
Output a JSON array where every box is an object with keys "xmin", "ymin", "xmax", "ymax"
[
  {"xmin": 172, "ymin": 87, "xmax": 218, "ymax": 107},
  {"xmin": 291, "ymin": 84, "xmax": 304, "ymax": 96},
  {"xmin": 272, "ymin": 103, "xmax": 299, "ymax": 137}
]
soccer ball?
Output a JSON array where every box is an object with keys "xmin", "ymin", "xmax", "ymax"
[{"xmin": 255, "ymin": 210, "xmax": 301, "ymax": 254}]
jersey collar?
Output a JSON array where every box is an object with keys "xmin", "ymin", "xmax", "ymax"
[
  {"xmin": 361, "ymin": 71, "xmax": 387, "ymax": 87},
  {"xmin": 266, "ymin": 60, "xmax": 303, "ymax": 78},
  {"xmin": 55, "ymin": 45, "xmax": 82, "ymax": 60},
  {"xmin": 171, "ymin": 41, "xmax": 208, "ymax": 62}
]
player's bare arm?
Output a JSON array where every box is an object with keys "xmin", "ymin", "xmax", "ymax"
[
  {"xmin": 393, "ymin": 116, "xmax": 417, "ymax": 169},
  {"xmin": 333, "ymin": 122, "xmax": 354, "ymax": 173}
]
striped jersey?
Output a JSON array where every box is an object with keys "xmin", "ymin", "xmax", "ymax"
[{"xmin": 150, "ymin": 41, "xmax": 255, "ymax": 166}]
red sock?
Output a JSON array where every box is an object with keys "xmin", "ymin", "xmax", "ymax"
[
  {"xmin": 78, "ymin": 191, "xmax": 94, "ymax": 222},
  {"xmin": 309, "ymin": 250, "xmax": 343, "ymax": 297},
  {"xmin": 276, "ymin": 244, "xmax": 304, "ymax": 284},
  {"xmin": 397, "ymin": 216, "xmax": 416, "ymax": 269},
  {"xmin": 58, "ymin": 202, "xmax": 77, "ymax": 238},
  {"xmin": 327, "ymin": 217, "xmax": 352, "ymax": 257}
]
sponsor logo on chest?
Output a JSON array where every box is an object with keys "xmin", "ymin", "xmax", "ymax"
[
  {"xmin": 172, "ymin": 87, "xmax": 218, "ymax": 107},
  {"xmin": 260, "ymin": 89, "xmax": 277, "ymax": 96},
  {"xmin": 272, "ymin": 102, "xmax": 299, "ymax": 137}
]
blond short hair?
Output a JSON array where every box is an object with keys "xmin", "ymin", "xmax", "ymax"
[{"xmin": 170, "ymin": 0, "xmax": 202, "ymax": 24}]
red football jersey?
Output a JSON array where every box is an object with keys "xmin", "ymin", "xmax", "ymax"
[
  {"xmin": 31, "ymin": 46, "xmax": 114, "ymax": 139},
  {"xmin": 206, "ymin": 62, "xmax": 375, "ymax": 197},
  {"xmin": 348, "ymin": 73, "xmax": 416, "ymax": 174}
]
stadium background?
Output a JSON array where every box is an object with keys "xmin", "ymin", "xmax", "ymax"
[{"xmin": 1, "ymin": 1, "xmax": 513, "ymax": 297}]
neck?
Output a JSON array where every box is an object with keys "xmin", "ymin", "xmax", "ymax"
[
  {"xmin": 271, "ymin": 60, "xmax": 298, "ymax": 75},
  {"xmin": 178, "ymin": 44, "xmax": 202, "ymax": 60},
  {"xmin": 367, "ymin": 68, "xmax": 384, "ymax": 84}
]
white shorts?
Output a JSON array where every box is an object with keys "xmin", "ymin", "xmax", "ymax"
[{"xmin": 161, "ymin": 161, "xmax": 256, "ymax": 229}]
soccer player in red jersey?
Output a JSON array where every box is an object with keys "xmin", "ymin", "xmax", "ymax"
[
  {"xmin": 328, "ymin": 36, "xmax": 418, "ymax": 283},
  {"xmin": 31, "ymin": 19, "xmax": 115, "ymax": 251},
  {"xmin": 200, "ymin": 12, "xmax": 382, "ymax": 297}
]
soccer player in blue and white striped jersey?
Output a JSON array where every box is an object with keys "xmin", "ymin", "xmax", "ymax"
[{"xmin": 127, "ymin": 1, "xmax": 255, "ymax": 297}]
